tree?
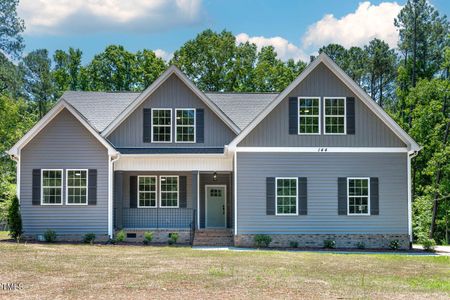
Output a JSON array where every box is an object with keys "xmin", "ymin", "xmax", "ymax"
[
  {"xmin": 135, "ymin": 49, "xmax": 166, "ymax": 90},
  {"xmin": 0, "ymin": 52, "xmax": 22, "ymax": 96},
  {"xmin": 53, "ymin": 48, "xmax": 83, "ymax": 97},
  {"xmin": 20, "ymin": 49, "xmax": 54, "ymax": 117},
  {"xmin": 7, "ymin": 195, "xmax": 22, "ymax": 240},
  {"xmin": 319, "ymin": 44, "xmax": 348, "ymax": 70},
  {"xmin": 346, "ymin": 47, "xmax": 368, "ymax": 86},
  {"xmin": 0, "ymin": 0, "xmax": 25, "ymax": 58}
]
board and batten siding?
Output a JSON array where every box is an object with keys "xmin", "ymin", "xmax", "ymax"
[
  {"xmin": 20, "ymin": 109, "xmax": 109, "ymax": 236},
  {"xmin": 107, "ymin": 74, "xmax": 236, "ymax": 148},
  {"xmin": 239, "ymin": 63, "xmax": 405, "ymax": 147},
  {"xmin": 236, "ymin": 152, "xmax": 408, "ymax": 234}
]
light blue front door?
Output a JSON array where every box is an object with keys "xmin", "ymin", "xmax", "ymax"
[{"xmin": 206, "ymin": 186, "xmax": 226, "ymax": 228}]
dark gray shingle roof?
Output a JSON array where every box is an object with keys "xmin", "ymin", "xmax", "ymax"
[{"xmin": 61, "ymin": 91, "xmax": 278, "ymax": 133}]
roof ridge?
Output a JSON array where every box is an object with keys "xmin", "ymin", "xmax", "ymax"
[{"xmin": 205, "ymin": 91, "xmax": 279, "ymax": 94}]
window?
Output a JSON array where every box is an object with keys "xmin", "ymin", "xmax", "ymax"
[
  {"xmin": 160, "ymin": 176, "xmax": 179, "ymax": 208},
  {"xmin": 175, "ymin": 109, "xmax": 196, "ymax": 142},
  {"xmin": 276, "ymin": 177, "xmax": 298, "ymax": 215},
  {"xmin": 324, "ymin": 97, "xmax": 346, "ymax": 134},
  {"xmin": 348, "ymin": 178, "xmax": 370, "ymax": 215},
  {"xmin": 138, "ymin": 176, "xmax": 157, "ymax": 208},
  {"xmin": 152, "ymin": 109, "xmax": 172, "ymax": 142},
  {"xmin": 41, "ymin": 169, "xmax": 63, "ymax": 205},
  {"xmin": 298, "ymin": 97, "xmax": 320, "ymax": 134},
  {"xmin": 66, "ymin": 169, "xmax": 88, "ymax": 205}
]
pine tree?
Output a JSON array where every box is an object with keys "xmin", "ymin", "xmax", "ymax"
[{"xmin": 7, "ymin": 195, "xmax": 22, "ymax": 240}]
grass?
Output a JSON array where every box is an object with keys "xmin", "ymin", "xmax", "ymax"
[{"xmin": 0, "ymin": 232, "xmax": 449, "ymax": 299}]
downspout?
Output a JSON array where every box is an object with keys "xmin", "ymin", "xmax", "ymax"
[
  {"xmin": 108, "ymin": 153, "xmax": 120, "ymax": 239},
  {"xmin": 407, "ymin": 149, "xmax": 419, "ymax": 248}
]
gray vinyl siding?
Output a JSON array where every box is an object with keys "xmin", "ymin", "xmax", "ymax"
[
  {"xmin": 236, "ymin": 152, "xmax": 408, "ymax": 234},
  {"xmin": 239, "ymin": 63, "xmax": 405, "ymax": 147},
  {"xmin": 107, "ymin": 74, "xmax": 236, "ymax": 148},
  {"xmin": 20, "ymin": 109, "xmax": 109, "ymax": 236}
]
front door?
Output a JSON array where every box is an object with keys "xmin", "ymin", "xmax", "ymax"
[{"xmin": 206, "ymin": 185, "xmax": 226, "ymax": 228}]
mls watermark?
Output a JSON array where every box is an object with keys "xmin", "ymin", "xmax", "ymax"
[{"xmin": 1, "ymin": 282, "xmax": 23, "ymax": 291}]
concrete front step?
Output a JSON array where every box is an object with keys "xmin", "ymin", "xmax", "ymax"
[{"xmin": 193, "ymin": 230, "xmax": 234, "ymax": 246}]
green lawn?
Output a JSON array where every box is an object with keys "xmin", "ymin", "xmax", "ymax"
[{"xmin": 0, "ymin": 232, "xmax": 449, "ymax": 299}]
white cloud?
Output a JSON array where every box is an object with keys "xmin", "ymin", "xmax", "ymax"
[
  {"xmin": 302, "ymin": 1, "xmax": 402, "ymax": 49},
  {"xmin": 18, "ymin": 0, "xmax": 204, "ymax": 35},
  {"xmin": 154, "ymin": 49, "xmax": 173, "ymax": 61},
  {"xmin": 235, "ymin": 33, "xmax": 308, "ymax": 61}
]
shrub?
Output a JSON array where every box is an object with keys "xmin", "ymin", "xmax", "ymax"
[
  {"xmin": 389, "ymin": 240, "xmax": 400, "ymax": 250},
  {"xmin": 44, "ymin": 229, "xmax": 57, "ymax": 243},
  {"xmin": 289, "ymin": 241, "xmax": 298, "ymax": 248},
  {"xmin": 356, "ymin": 241, "xmax": 365, "ymax": 249},
  {"xmin": 115, "ymin": 230, "xmax": 126, "ymax": 242},
  {"xmin": 254, "ymin": 234, "xmax": 272, "ymax": 248},
  {"xmin": 83, "ymin": 233, "xmax": 96, "ymax": 244},
  {"xmin": 323, "ymin": 240, "xmax": 336, "ymax": 249},
  {"xmin": 419, "ymin": 237, "xmax": 436, "ymax": 252},
  {"xmin": 7, "ymin": 196, "xmax": 22, "ymax": 241},
  {"xmin": 143, "ymin": 231, "xmax": 153, "ymax": 245},
  {"xmin": 168, "ymin": 232, "xmax": 179, "ymax": 245}
]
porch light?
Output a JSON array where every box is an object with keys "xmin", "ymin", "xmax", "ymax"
[{"xmin": 213, "ymin": 172, "xmax": 217, "ymax": 181}]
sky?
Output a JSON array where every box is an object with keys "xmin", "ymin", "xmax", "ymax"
[{"xmin": 18, "ymin": 0, "xmax": 450, "ymax": 63}]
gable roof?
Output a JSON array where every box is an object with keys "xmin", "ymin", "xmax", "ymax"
[
  {"xmin": 7, "ymin": 100, "xmax": 119, "ymax": 157},
  {"xmin": 228, "ymin": 53, "xmax": 421, "ymax": 151},
  {"xmin": 101, "ymin": 65, "xmax": 241, "ymax": 137}
]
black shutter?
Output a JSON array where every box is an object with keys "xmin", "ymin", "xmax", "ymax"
[
  {"xmin": 143, "ymin": 108, "xmax": 152, "ymax": 143},
  {"xmin": 370, "ymin": 177, "xmax": 379, "ymax": 215},
  {"xmin": 346, "ymin": 97, "xmax": 355, "ymax": 135},
  {"xmin": 288, "ymin": 97, "xmax": 298, "ymax": 134},
  {"xmin": 32, "ymin": 169, "xmax": 41, "ymax": 205},
  {"xmin": 266, "ymin": 177, "xmax": 275, "ymax": 215},
  {"xmin": 338, "ymin": 177, "xmax": 347, "ymax": 215},
  {"xmin": 196, "ymin": 108, "xmax": 204, "ymax": 143},
  {"xmin": 88, "ymin": 169, "xmax": 97, "ymax": 205},
  {"xmin": 298, "ymin": 177, "xmax": 307, "ymax": 215},
  {"xmin": 179, "ymin": 176, "xmax": 187, "ymax": 208},
  {"xmin": 129, "ymin": 176, "xmax": 137, "ymax": 208}
]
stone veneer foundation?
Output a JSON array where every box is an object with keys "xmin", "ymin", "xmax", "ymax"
[
  {"xmin": 234, "ymin": 234, "xmax": 410, "ymax": 250},
  {"xmin": 121, "ymin": 229, "xmax": 191, "ymax": 244}
]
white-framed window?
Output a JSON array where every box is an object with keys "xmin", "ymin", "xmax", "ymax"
[
  {"xmin": 138, "ymin": 176, "xmax": 157, "ymax": 208},
  {"xmin": 66, "ymin": 169, "xmax": 88, "ymax": 205},
  {"xmin": 41, "ymin": 169, "xmax": 63, "ymax": 205},
  {"xmin": 324, "ymin": 97, "xmax": 346, "ymax": 134},
  {"xmin": 298, "ymin": 97, "xmax": 321, "ymax": 134},
  {"xmin": 175, "ymin": 108, "xmax": 196, "ymax": 143},
  {"xmin": 151, "ymin": 108, "xmax": 172, "ymax": 142},
  {"xmin": 159, "ymin": 176, "xmax": 179, "ymax": 208},
  {"xmin": 347, "ymin": 177, "xmax": 370, "ymax": 215},
  {"xmin": 275, "ymin": 177, "xmax": 298, "ymax": 215}
]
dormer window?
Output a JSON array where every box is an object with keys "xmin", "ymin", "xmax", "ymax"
[
  {"xmin": 151, "ymin": 109, "xmax": 172, "ymax": 142},
  {"xmin": 175, "ymin": 109, "xmax": 196, "ymax": 143}
]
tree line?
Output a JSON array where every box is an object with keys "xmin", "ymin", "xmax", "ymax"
[{"xmin": 0, "ymin": 0, "xmax": 449, "ymax": 243}]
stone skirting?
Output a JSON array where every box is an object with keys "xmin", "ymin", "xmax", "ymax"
[
  {"xmin": 234, "ymin": 234, "xmax": 410, "ymax": 249},
  {"xmin": 120, "ymin": 229, "xmax": 191, "ymax": 244}
]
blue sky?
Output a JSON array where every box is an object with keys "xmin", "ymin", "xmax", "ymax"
[{"xmin": 19, "ymin": 0, "xmax": 450, "ymax": 63}]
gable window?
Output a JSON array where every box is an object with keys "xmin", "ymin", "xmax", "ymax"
[
  {"xmin": 298, "ymin": 97, "xmax": 320, "ymax": 134},
  {"xmin": 66, "ymin": 169, "xmax": 88, "ymax": 205},
  {"xmin": 276, "ymin": 177, "xmax": 298, "ymax": 215},
  {"xmin": 347, "ymin": 178, "xmax": 370, "ymax": 215},
  {"xmin": 175, "ymin": 108, "xmax": 196, "ymax": 142},
  {"xmin": 41, "ymin": 169, "xmax": 63, "ymax": 205},
  {"xmin": 138, "ymin": 176, "xmax": 157, "ymax": 208},
  {"xmin": 160, "ymin": 176, "xmax": 179, "ymax": 208},
  {"xmin": 152, "ymin": 109, "xmax": 172, "ymax": 142},
  {"xmin": 324, "ymin": 97, "xmax": 346, "ymax": 134}
]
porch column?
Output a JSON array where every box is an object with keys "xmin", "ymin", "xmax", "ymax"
[
  {"xmin": 192, "ymin": 171, "xmax": 200, "ymax": 229},
  {"xmin": 114, "ymin": 171, "xmax": 124, "ymax": 229}
]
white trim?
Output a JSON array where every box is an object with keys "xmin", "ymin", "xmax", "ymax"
[
  {"xmin": 65, "ymin": 169, "xmax": 88, "ymax": 206},
  {"xmin": 175, "ymin": 108, "xmax": 196, "ymax": 143},
  {"xmin": 347, "ymin": 177, "xmax": 371, "ymax": 216},
  {"xmin": 7, "ymin": 100, "xmax": 118, "ymax": 157},
  {"xmin": 298, "ymin": 97, "xmax": 321, "ymax": 135},
  {"xmin": 407, "ymin": 150, "xmax": 417, "ymax": 243},
  {"xmin": 41, "ymin": 169, "xmax": 63, "ymax": 206},
  {"xmin": 236, "ymin": 147, "xmax": 408, "ymax": 153},
  {"xmin": 205, "ymin": 185, "xmax": 227, "ymax": 228},
  {"xmin": 137, "ymin": 175, "xmax": 157, "ymax": 208},
  {"xmin": 108, "ymin": 154, "xmax": 120, "ymax": 238},
  {"xmin": 151, "ymin": 108, "xmax": 172, "ymax": 143},
  {"xmin": 101, "ymin": 65, "xmax": 240, "ymax": 137},
  {"xmin": 197, "ymin": 171, "xmax": 200, "ymax": 229},
  {"xmin": 159, "ymin": 175, "xmax": 179, "ymax": 208},
  {"xmin": 233, "ymin": 151, "xmax": 237, "ymax": 235},
  {"xmin": 275, "ymin": 177, "xmax": 298, "ymax": 216},
  {"xmin": 228, "ymin": 53, "xmax": 420, "ymax": 151},
  {"xmin": 323, "ymin": 97, "xmax": 346, "ymax": 135}
]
